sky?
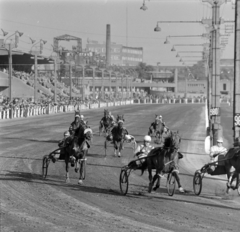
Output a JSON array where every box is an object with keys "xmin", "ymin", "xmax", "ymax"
[{"xmin": 0, "ymin": 0, "xmax": 235, "ymax": 66}]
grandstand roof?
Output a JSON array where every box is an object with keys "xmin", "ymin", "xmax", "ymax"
[{"xmin": 0, "ymin": 51, "xmax": 52, "ymax": 72}]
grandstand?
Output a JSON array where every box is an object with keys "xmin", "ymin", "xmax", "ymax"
[{"xmin": 0, "ymin": 51, "xmax": 76, "ymax": 99}]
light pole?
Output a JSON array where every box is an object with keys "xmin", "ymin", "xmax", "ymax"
[
  {"xmin": 49, "ymin": 55, "xmax": 58, "ymax": 103},
  {"xmin": 164, "ymin": 34, "xmax": 209, "ymax": 44},
  {"xmin": 2, "ymin": 30, "xmax": 24, "ymax": 102},
  {"xmin": 233, "ymin": 0, "xmax": 240, "ymax": 146},
  {"xmin": 30, "ymin": 38, "xmax": 47, "ymax": 102},
  {"xmin": 90, "ymin": 66, "xmax": 97, "ymax": 99},
  {"xmin": 79, "ymin": 64, "xmax": 86, "ymax": 101},
  {"xmin": 202, "ymin": 0, "xmax": 231, "ymax": 145},
  {"xmin": 108, "ymin": 70, "xmax": 112, "ymax": 99},
  {"xmin": 171, "ymin": 43, "xmax": 209, "ymax": 52}
]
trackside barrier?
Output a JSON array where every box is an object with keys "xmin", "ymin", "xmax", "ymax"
[
  {"xmin": 0, "ymin": 100, "xmax": 134, "ymax": 120},
  {"xmin": 133, "ymin": 98, "xmax": 206, "ymax": 105}
]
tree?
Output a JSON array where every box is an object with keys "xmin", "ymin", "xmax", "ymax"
[{"xmin": 134, "ymin": 62, "xmax": 155, "ymax": 79}]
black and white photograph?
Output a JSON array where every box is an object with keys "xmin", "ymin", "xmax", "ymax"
[{"xmin": 0, "ymin": 0, "xmax": 240, "ymax": 231}]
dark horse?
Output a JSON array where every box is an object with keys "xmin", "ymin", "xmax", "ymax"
[
  {"xmin": 64, "ymin": 122, "xmax": 92, "ymax": 184},
  {"xmin": 99, "ymin": 110, "xmax": 115, "ymax": 136},
  {"xmin": 111, "ymin": 121, "xmax": 128, "ymax": 157},
  {"xmin": 140, "ymin": 130, "xmax": 183, "ymax": 193},
  {"xmin": 148, "ymin": 115, "xmax": 165, "ymax": 144},
  {"xmin": 218, "ymin": 146, "xmax": 240, "ymax": 193}
]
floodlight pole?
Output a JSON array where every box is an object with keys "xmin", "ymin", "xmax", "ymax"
[{"xmin": 233, "ymin": 0, "xmax": 240, "ymax": 146}]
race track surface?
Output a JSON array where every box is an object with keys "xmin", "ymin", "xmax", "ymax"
[{"xmin": 0, "ymin": 104, "xmax": 239, "ymax": 232}]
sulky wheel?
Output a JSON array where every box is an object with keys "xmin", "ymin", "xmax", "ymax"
[
  {"xmin": 79, "ymin": 159, "xmax": 86, "ymax": 180},
  {"xmin": 42, "ymin": 155, "xmax": 50, "ymax": 179},
  {"xmin": 193, "ymin": 171, "xmax": 202, "ymax": 195},
  {"xmin": 167, "ymin": 172, "xmax": 176, "ymax": 196},
  {"xmin": 119, "ymin": 169, "xmax": 129, "ymax": 195}
]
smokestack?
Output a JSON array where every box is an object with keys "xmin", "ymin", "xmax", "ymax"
[{"xmin": 106, "ymin": 24, "xmax": 111, "ymax": 67}]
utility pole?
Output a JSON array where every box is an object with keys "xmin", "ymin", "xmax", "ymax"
[
  {"xmin": 121, "ymin": 74, "xmax": 124, "ymax": 101},
  {"xmin": 8, "ymin": 44, "xmax": 13, "ymax": 102},
  {"xmin": 91, "ymin": 66, "xmax": 96, "ymax": 99},
  {"xmin": 31, "ymin": 51, "xmax": 41, "ymax": 102},
  {"xmin": 203, "ymin": 0, "xmax": 230, "ymax": 146},
  {"xmin": 53, "ymin": 57, "xmax": 57, "ymax": 103},
  {"xmin": 233, "ymin": 0, "xmax": 240, "ymax": 146},
  {"xmin": 69, "ymin": 63, "xmax": 72, "ymax": 100},
  {"xmin": 108, "ymin": 70, "xmax": 112, "ymax": 98},
  {"xmin": 81, "ymin": 65, "xmax": 85, "ymax": 101},
  {"xmin": 100, "ymin": 68, "xmax": 105, "ymax": 99}
]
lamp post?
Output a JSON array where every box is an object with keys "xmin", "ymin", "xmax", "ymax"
[
  {"xmin": 30, "ymin": 38, "xmax": 47, "ymax": 102},
  {"xmin": 171, "ymin": 43, "xmax": 209, "ymax": 51},
  {"xmin": 202, "ymin": 0, "xmax": 231, "ymax": 145},
  {"xmin": 90, "ymin": 66, "xmax": 97, "ymax": 99},
  {"xmin": 100, "ymin": 68, "xmax": 106, "ymax": 99},
  {"xmin": 79, "ymin": 64, "xmax": 86, "ymax": 101},
  {"xmin": 49, "ymin": 55, "xmax": 58, "ymax": 103},
  {"xmin": 164, "ymin": 34, "xmax": 209, "ymax": 44},
  {"xmin": 2, "ymin": 30, "xmax": 24, "ymax": 102},
  {"xmin": 233, "ymin": 0, "xmax": 240, "ymax": 146}
]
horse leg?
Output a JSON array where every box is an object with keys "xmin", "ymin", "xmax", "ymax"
[
  {"xmin": 118, "ymin": 141, "xmax": 123, "ymax": 157},
  {"xmin": 225, "ymin": 163, "xmax": 235, "ymax": 193},
  {"xmin": 153, "ymin": 175, "xmax": 161, "ymax": 191},
  {"xmin": 65, "ymin": 158, "xmax": 70, "ymax": 183},
  {"xmin": 113, "ymin": 140, "xmax": 118, "ymax": 156},
  {"xmin": 78, "ymin": 150, "xmax": 87, "ymax": 185},
  {"xmin": 148, "ymin": 166, "xmax": 153, "ymax": 193},
  {"xmin": 75, "ymin": 158, "xmax": 79, "ymax": 173}
]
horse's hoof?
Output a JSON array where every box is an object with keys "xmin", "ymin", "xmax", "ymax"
[
  {"xmin": 78, "ymin": 180, "xmax": 83, "ymax": 185},
  {"xmin": 118, "ymin": 153, "xmax": 121, "ymax": 157},
  {"xmin": 148, "ymin": 183, "xmax": 153, "ymax": 193},
  {"xmin": 66, "ymin": 178, "xmax": 70, "ymax": 183},
  {"xmin": 153, "ymin": 186, "xmax": 159, "ymax": 191},
  {"xmin": 75, "ymin": 168, "xmax": 79, "ymax": 173}
]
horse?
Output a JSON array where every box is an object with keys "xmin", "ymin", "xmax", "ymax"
[
  {"xmin": 63, "ymin": 121, "xmax": 92, "ymax": 184},
  {"xmin": 140, "ymin": 130, "xmax": 183, "ymax": 193},
  {"xmin": 99, "ymin": 110, "xmax": 115, "ymax": 136},
  {"xmin": 111, "ymin": 121, "xmax": 128, "ymax": 157},
  {"xmin": 148, "ymin": 115, "xmax": 165, "ymax": 144},
  {"xmin": 219, "ymin": 147, "xmax": 240, "ymax": 193}
]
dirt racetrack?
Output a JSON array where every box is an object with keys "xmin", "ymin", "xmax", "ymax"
[{"xmin": 0, "ymin": 104, "xmax": 240, "ymax": 232}]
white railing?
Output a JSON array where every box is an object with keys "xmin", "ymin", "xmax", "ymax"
[{"xmin": 0, "ymin": 100, "xmax": 134, "ymax": 120}]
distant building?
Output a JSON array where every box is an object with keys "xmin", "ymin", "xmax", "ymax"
[{"xmin": 86, "ymin": 40, "xmax": 143, "ymax": 66}]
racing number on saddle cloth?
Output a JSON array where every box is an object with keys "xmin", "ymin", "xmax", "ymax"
[
  {"xmin": 234, "ymin": 113, "xmax": 240, "ymax": 127},
  {"xmin": 210, "ymin": 107, "xmax": 220, "ymax": 117}
]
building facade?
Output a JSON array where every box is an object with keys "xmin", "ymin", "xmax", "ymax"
[{"xmin": 86, "ymin": 40, "xmax": 143, "ymax": 66}]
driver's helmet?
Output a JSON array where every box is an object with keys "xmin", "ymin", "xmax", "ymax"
[
  {"xmin": 144, "ymin": 135, "xmax": 151, "ymax": 142},
  {"xmin": 80, "ymin": 115, "xmax": 84, "ymax": 120}
]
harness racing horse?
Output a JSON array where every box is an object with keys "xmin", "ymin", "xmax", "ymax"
[
  {"xmin": 220, "ymin": 147, "xmax": 240, "ymax": 193},
  {"xmin": 99, "ymin": 109, "xmax": 115, "ymax": 136},
  {"xmin": 140, "ymin": 130, "xmax": 183, "ymax": 193},
  {"xmin": 64, "ymin": 121, "xmax": 92, "ymax": 184},
  {"xmin": 148, "ymin": 116, "xmax": 165, "ymax": 144},
  {"xmin": 111, "ymin": 121, "xmax": 128, "ymax": 157}
]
